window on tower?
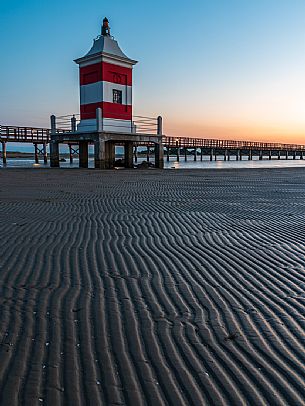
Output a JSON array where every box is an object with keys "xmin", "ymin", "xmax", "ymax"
[{"xmin": 113, "ymin": 89, "xmax": 122, "ymax": 104}]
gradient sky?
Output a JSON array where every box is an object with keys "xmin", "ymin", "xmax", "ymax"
[{"xmin": 1, "ymin": 0, "xmax": 305, "ymax": 143}]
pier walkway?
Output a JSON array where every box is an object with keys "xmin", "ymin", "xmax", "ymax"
[{"xmin": 1, "ymin": 122, "xmax": 305, "ymax": 167}]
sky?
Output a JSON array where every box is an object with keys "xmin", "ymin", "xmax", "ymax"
[{"xmin": 0, "ymin": 0, "xmax": 305, "ymax": 143}]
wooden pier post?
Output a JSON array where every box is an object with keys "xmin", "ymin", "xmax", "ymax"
[
  {"xmin": 125, "ymin": 141, "xmax": 133, "ymax": 168},
  {"xmin": 236, "ymin": 150, "xmax": 239, "ymax": 160},
  {"xmin": 293, "ymin": 151, "xmax": 296, "ymax": 160},
  {"xmin": 185, "ymin": 148, "xmax": 187, "ymax": 161},
  {"xmin": 147, "ymin": 146, "xmax": 150, "ymax": 162},
  {"xmin": 156, "ymin": 117, "xmax": 164, "ymax": 169},
  {"xmin": 200, "ymin": 147, "xmax": 203, "ymax": 161},
  {"xmin": 1, "ymin": 142, "xmax": 7, "ymax": 165},
  {"xmin": 300, "ymin": 151, "xmax": 303, "ymax": 160},
  {"xmin": 134, "ymin": 146, "xmax": 138, "ymax": 163},
  {"xmin": 239, "ymin": 150, "xmax": 242, "ymax": 161},
  {"xmin": 259, "ymin": 150, "xmax": 263, "ymax": 160},
  {"xmin": 2, "ymin": 142, "xmax": 7, "ymax": 165},
  {"xmin": 278, "ymin": 151, "xmax": 281, "ymax": 160},
  {"xmin": 69, "ymin": 145, "xmax": 73, "ymax": 164},
  {"xmin": 43, "ymin": 142, "xmax": 48, "ymax": 164},
  {"xmin": 224, "ymin": 150, "xmax": 227, "ymax": 161},
  {"xmin": 210, "ymin": 149, "xmax": 213, "ymax": 161},
  {"xmin": 194, "ymin": 148, "xmax": 197, "ymax": 161},
  {"xmin": 79, "ymin": 141, "xmax": 88, "ymax": 168},
  {"xmin": 166, "ymin": 146, "xmax": 169, "ymax": 162},
  {"xmin": 50, "ymin": 141, "xmax": 59, "ymax": 167},
  {"xmin": 34, "ymin": 144, "xmax": 39, "ymax": 164},
  {"xmin": 285, "ymin": 151, "xmax": 288, "ymax": 160},
  {"xmin": 228, "ymin": 150, "xmax": 230, "ymax": 161},
  {"xmin": 176, "ymin": 144, "xmax": 180, "ymax": 161},
  {"xmin": 269, "ymin": 151, "xmax": 272, "ymax": 160}
]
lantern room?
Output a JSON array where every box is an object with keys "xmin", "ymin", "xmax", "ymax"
[{"xmin": 74, "ymin": 18, "xmax": 137, "ymax": 133}]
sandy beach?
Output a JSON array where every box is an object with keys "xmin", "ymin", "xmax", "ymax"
[{"xmin": 1, "ymin": 168, "xmax": 305, "ymax": 405}]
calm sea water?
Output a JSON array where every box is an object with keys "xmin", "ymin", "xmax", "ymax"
[{"xmin": 2, "ymin": 155, "xmax": 305, "ymax": 170}]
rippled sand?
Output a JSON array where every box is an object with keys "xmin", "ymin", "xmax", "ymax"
[{"xmin": 1, "ymin": 168, "xmax": 305, "ymax": 405}]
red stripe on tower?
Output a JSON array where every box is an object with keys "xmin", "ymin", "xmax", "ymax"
[
  {"xmin": 74, "ymin": 18, "xmax": 137, "ymax": 133},
  {"xmin": 80, "ymin": 62, "xmax": 132, "ymax": 86}
]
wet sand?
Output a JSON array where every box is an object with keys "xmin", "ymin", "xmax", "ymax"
[{"xmin": 1, "ymin": 168, "xmax": 305, "ymax": 405}]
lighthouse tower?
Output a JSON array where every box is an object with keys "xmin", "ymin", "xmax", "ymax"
[{"xmin": 74, "ymin": 18, "xmax": 137, "ymax": 133}]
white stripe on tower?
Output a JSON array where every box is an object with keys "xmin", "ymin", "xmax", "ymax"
[{"xmin": 80, "ymin": 81, "xmax": 132, "ymax": 106}]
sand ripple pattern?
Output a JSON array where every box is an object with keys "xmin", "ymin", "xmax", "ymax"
[{"xmin": 1, "ymin": 168, "xmax": 305, "ymax": 405}]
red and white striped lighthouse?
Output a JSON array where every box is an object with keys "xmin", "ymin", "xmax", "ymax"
[{"xmin": 74, "ymin": 18, "xmax": 137, "ymax": 132}]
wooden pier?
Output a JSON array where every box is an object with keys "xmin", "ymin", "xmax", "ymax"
[{"xmin": 1, "ymin": 118, "xmax": 305, "ymax": 167}]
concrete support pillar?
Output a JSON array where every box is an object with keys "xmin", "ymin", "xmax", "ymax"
[
  {"xmin": 2, "ymin": 142, "xmax": 7, "ymax": 165},
  {"xmin": 43, "ymin": 142, "xmax": 48, "ymax": 164},
  {"xmin": 194, "ymin": 148, "xmax": 197, "ymax": 161},
  {"xmin": 50, "ymin": 115, "xmax": 56, "ymax": 134},
  {"xmin": 239, "ymin": 150, "xmax": 242, "ymax": 161},
  {"xmin": 106, "ymin": 142, "xmax": 115, "ymax": 168},
  {"xmin": 300, "ymin": 152, "xmax": 303, "ymax": 160},
  {"xmin": 157, "ymin": 116, "xmax": 163, "ymax": 136},
  {"xmin": 96, "ymin": 108, "xmax": 103, "ymax": 132},
  {"xmin": 224, "ymin": 150, "xmax": 227, "ymax": 161},
  {"xmin": 269, "ymin": 151, "xmax": 272, "ymax": 160},
  {"xmin": 134, "ymin": 146, "xmax": 138, "ymax": 163},
  {"xmin": 286, "ymin": 151, "xmax": 289, "ymax": 160},
  {"xmin": 184, "ymin": 148, "xmax": 187, "ymax": 161},
  {"xmin": 125, "ymin": 141, "xmax": 133, "ymax": 168},
  {"xmin": 200, "ymin": 147, "xmax": 203, "ymax": 161},
  {"xmin": 228, "ymin": 151, "xmax": 230, "ymax": 161},
  {"xmin": 248, "ymin": 150, "xmax": 252, "ymax": 160},
  {"xmin": 278, "ymin": 151, "xmax": 281, "ymax": 160},
  {"xmin": 259, "ymin": 150, "xmax": 263, "ymax": 160},
  {"xmin": 79, "ymin": 141, "xmax": 88, "ymax": 168},
  {"xmin": 94, "ymin": 140, "xmax": 115, "ymax": 169},
  {"xmin": 236, "ymin": 150, "xmax": 239, "ymax": 160},
  {"xmin": 50, "ymin": 141, "xmax": 59, "ymax": 167},
  {"xmin": 166, "ymin": 146, "xmax": 169, "ymax": 162},
  {"xmin": 155, "ymin": 141, "xmax": 164, "ymax": 169},
  {"xmin": 293, "ymin": 152, "xmax": 296, "ymax": 160},
  {"xmin": 94, "ymin": 139, "xmax": 105, "ymax": 169}
]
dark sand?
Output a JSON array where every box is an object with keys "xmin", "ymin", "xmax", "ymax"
[{"xmin": 1, "ymin": 168, "xmax": 305, "ymax": 405}]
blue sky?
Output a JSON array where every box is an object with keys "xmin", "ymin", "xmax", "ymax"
[{"xmin": 1, "ymin": 0, "xmax": 305, "ymax": 142}]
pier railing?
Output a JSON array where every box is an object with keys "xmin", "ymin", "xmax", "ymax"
[
  {"xmin": 165, "ymin": 137, "xmax": 305, "ymax": 151},
  {"xmin": 1, "ymin": 123, "xmax": 305, "ymax": 153},
  {"xmin": 0, "ymin": 126, "xmax": 51, "ymax": 143},
  {"xmin": 48, "ymin": 112, "xmax": 159, "ymax": 135}
]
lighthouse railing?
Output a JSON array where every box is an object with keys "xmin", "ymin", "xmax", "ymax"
[{"xmin": 55, "ymin": 114, "xmax": 80, "ymax": 132}]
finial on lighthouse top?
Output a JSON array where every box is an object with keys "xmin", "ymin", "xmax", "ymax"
[
  {"xmin": 74, "ymin": 18, "xmax": 137, "ymax": 65},
  {"xmin": 102, "ymin": 17, "xmax": 110, "ymax": 36}
]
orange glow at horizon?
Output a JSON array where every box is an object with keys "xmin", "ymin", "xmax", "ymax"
[{"xmin": 164, "ymin": 120, "xmax": 305, "ymax": 145}]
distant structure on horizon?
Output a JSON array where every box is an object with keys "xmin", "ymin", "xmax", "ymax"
[{"xmin": 74, "ymin": 17, "xmax": 138, "ymax": 133}]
